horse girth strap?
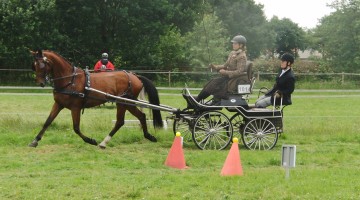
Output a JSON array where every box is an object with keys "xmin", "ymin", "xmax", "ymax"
[{"xmin": 118, "ymin": 70, "xmax": 134, "ymax": 98}]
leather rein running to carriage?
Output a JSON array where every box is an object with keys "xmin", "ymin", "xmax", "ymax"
[{"xmin": 36, "ymin": 56, "xmax": 135, "ymax": 110}]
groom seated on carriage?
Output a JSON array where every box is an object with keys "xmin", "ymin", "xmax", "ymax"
[
  {"xmin": 255, "ymin": 53, "xmax": 295, "ymax": 108},
  {"xmin": 93, "ymin": 52, "xmax": 115, "ymax": 72}
]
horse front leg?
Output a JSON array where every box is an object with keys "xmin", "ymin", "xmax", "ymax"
[
  {"xmin": 99, "ymin": 105, "xmax": 126, "ymax": 149},
  {"xmin": 28, "ymin": 102, "xmax": 64, "ymax": 147},
  {"xmin": 71, "ymin": 108, "xmax": 97, "ymax": 146},
  {"xmin": 127, "ymin": 106, "xmax": 157, "ymax": 142}
]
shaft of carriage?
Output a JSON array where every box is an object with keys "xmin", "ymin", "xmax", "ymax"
[{"xmin": 86, "ymin": 87, "xmax": 179, "ymax": 113}]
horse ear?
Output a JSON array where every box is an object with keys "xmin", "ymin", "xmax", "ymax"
[
  {"xmin": 36, "ymin": 49, "xmax": 43, "ymax": 58},
  {"xmin": 30, "ymin": 50, "xmax": 36, "ymax": 56}
]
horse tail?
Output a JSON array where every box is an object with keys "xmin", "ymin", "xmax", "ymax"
[{"xmin": 138, "ymin": 75, "xmax": 163, "ymax": 128}]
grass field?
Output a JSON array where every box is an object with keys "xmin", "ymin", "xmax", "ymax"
[{"xmin": 1, "ymin": 89, "xmax": 360, "ymax": 199}]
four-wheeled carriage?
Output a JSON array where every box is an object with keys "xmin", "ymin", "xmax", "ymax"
[
  {"xmin": 29, "ymin": 49, "xmax": 288, "ymax": 150},
  {"xmin": 172, "ymin": 86, "xmax": 286, "ymax": 151}
]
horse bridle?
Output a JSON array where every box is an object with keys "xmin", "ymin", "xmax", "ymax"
[
  {"xmin": 34, "ymin": 56, "xmax": 79, "ymax": 89},
  {"xmin": 34, "ymin": 56, "xmax": 51, "ymax": 84}
]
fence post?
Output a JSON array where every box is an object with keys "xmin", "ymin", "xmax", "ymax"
[
  {"xmin": 168, "ymin": 71, "xmax": 171, "ymax": 87},
  {"xmin": 257, "ymin": 71, "xmax": 260, "ymax": 81},
  {"xmin": 341, "ymin": 72, "xmax": 344, "ymax": 85}
]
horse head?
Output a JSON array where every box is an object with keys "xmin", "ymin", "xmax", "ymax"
[{"xmin": 31, "ymin": 49, "xmax": 51, "ymax": 87}]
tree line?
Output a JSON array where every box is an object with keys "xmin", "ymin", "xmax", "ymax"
[{"xmin": 0, "ymin": 0, "xmax": 359, "ymax": 73}]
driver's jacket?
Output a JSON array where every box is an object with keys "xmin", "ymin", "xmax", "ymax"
[{"xmin": 93, "ymin": 59, "xmax": 115, "ymax": 72}]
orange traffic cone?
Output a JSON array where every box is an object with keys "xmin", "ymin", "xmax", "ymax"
[
  {"xmin": 164, "ymin": 132, "xmax": 188, "ymax": 169},
  {"xmin": 221, "ymin": 138, "xmax": 243, "ymax": 176}
]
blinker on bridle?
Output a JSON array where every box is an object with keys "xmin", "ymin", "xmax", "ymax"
[{"xmin": 36, "ymin": 56, "xmax": 48, "ymax": 68}]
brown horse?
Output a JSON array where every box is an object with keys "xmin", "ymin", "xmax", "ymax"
[{"xmin": 29, "ymin": 50, "xmax": 163, "ymax": 148}]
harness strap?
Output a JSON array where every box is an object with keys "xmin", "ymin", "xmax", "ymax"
[
  {"xmin": 54, "ymin": 90, "xmax": 85, "ymax": 98},
  {"xmin": 117, "ymin": 70, "xmax": 134, "ymax": 98},
  {"xmin": 53, "ymin": 66, "xmax": 78, "ymax": 91},
  {"xmin": 81, "ymin": 67, "xmax": 91, "ymax": 114}
]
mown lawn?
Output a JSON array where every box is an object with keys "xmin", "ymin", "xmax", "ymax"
[{"xmin": 0, "ymin": 90, "xmax": 360, "ymax": 199}]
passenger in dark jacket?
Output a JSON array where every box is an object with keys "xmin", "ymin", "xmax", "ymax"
[{"xmin": 255, "ymin": 53, "xmax": 295, "ymax": 108}]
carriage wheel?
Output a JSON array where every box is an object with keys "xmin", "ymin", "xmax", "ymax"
[
  {"xmin": 173, "ymin": 118, "xmax": 193, "ymax": 145},
  {"xmin": 229, "ymin": 113, "xmax": 245, "ymax": 140},
  {"xmin": 192, "ymin": 111, "xmax": 233, "ymax": 150},
  {"xmin": 242, "ymin": 118, "xmax": 278, "ymax": 150}
]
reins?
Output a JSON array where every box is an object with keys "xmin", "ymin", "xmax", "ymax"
[{"xmin": 51, "ymin": 66, "xmax": 80, "ymax": 91}]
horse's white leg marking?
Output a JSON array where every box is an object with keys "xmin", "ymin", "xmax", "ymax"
[{"xmin": 99, "ymin": 135, "xmax": 112, "ymax": 148}]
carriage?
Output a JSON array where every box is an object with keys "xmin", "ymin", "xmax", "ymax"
[
  {"xmin": 169, "ymin": 84, "xmax": 286, "ymax": 151},
  {"xmin": 30, "ymin": 50, "xmax": 287, "ymax": 150}
]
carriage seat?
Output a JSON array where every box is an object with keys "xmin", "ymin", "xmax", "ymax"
[
  {"xmin": 229, "ymin": 61, "xmax": 256, "ymax": 96},
  {"xmin": 223, "ymin": 61, "xmax": 256, "ymax": 104}
]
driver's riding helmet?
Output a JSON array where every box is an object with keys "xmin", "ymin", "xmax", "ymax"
[
  {"xmin": 101, "ymin": 52, "xmax": 109, "ymax": 65},
  {"xmin": 281, "ymin": 53, "xmax": 295, "ymax": 65},
  {"xmin": 231, "ymin": 35, "xmax": 247, "ymax": 45},
  {"xmin": 102, "ymin": 53, "xmax": 108, "ymax": 59}
]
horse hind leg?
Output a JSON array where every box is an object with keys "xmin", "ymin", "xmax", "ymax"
[
  {"xmin": 29, "ymin": 103, "xmax": 63, "ymax": 147},
  {"xmin": 71, "ymin": 108, "xmax": 97, "ymax": 146},
  {"xmin": 99, "ymin": 106, "xmax": 126, "ymax": 149},
  {"xmin": 127, "ymin": 106, "xmax": 157, "ymax": 142}
]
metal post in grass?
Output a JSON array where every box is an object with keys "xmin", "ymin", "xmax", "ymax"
[{"xmin": 281, "ymin": 145, "xmax": 296, "ymax": 179}]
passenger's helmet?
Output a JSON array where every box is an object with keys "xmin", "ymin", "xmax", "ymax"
[
  {"xmin": 102, "ymin": 53, "xmax": 108, "ymax": 59},
  {"xmin": 281, "ymin": 53, "xmax": 295, "ymax": 64},
  {"xmin": 231, "ymin": 35, "xmax": 247, "ymax": 45}
]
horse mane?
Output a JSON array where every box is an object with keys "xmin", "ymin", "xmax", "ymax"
[{"xmin": 43, "ymin": 50, "xmax": 74, "ymax": 67}]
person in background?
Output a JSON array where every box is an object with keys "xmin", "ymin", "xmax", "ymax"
[
  {"xmin": 93, "ymin": 52, "xmax": 115, "ymax": 72},
  {"xmin": 195, "ymin": 35, "xmax": 250, "ymax": 104},
  {"xmin": 255, "ymin": 53, "xmax": 295, "ymax": 108}
]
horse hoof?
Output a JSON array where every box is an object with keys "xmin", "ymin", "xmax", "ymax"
[
  {"xmin": 145, "ymin": 134, "xmax": 157, "ymax": 142},
  {"xmin": 99, "ymin": 143, "xmax": 106, "ymax": 149},
  {"xmin": 85, "ymin": 138, "xmax": 98, "ymax": 146},
  {"xmin": 90, "ymin": 139, "xmax": 98, "ymax": 146},
  {"xmin": 28, "ymin": 141, "xmax": 38, "ymax": 148}
]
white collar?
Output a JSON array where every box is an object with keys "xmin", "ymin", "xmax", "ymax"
[{"xmin": 280, "ymin": 68, "xmax": 290, "ymax": 77}]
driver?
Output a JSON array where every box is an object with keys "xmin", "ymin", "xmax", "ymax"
[
  {"xmin": 195, "ymin": 35, "xmax": 250, "ymax": 105},
  {"xmin": 93, "ymin": 52, "xmax": 115, "ymax": 72}
]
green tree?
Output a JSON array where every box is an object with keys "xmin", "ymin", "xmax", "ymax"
[
  {"xmin": 184, "ymin": 14, "xmax": 228, "ymax": 70},
  {"xmin": 156, "ymin": 26, "xmax": 186, "ymax": 70},
  {"xmin": 0, "ymin": 0, "xmax": 59, "ymax": 68},
  {"xmin": 265, "ymin": 17, "xmax": 307, "ymax": 57},
  {"xmin": 54, "ymin": 0, "xmax": 204, "ymax": 68},
  {"xmin": 314, "ymin": 0, "xmax": 360, "ymax": 72},
  {"xmin": 210, "ymin": 0, "xmax": 267, "ymax": 59}
]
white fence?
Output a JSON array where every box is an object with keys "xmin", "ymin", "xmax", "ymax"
[{"xmin": 0, "ymin": 69, "xmax": 360, "ymax": 86}]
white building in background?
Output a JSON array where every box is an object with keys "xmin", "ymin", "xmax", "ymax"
[{"xmin": 298, "ymin": 49, "xmax": 322, "ymax": 59}]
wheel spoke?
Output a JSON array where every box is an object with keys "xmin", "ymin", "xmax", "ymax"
[
  {"xmin": 261, "ymin": 121, "xmax": 272, "ymax": 132},
  {"xmin": 259, "ymin": 138, "xmax": 271, "ymax": 149},
  {"xmin": 242, "ymin": 118, "xmax": 278, "ymax": 150},
  {"xmin": 193, "ymin": 111, "xmax": 232, "ymax": 150},
  {"xmin": 173, "ymin": 118, "xmax": 193, "ymax": 145}
]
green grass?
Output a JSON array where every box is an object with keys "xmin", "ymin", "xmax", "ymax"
[{"xmin": 1, "ymin": 91, "xmax": 360, "ymax": 199}]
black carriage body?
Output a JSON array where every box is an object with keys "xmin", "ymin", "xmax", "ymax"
[{"xmin": 174, "ymin": 88, "xmax": 286, "ymax": 150}]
